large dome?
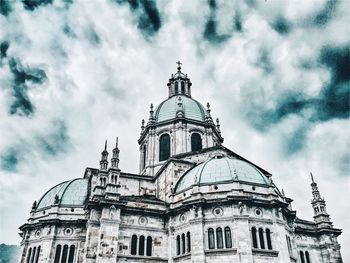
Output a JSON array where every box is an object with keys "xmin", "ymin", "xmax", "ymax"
[
  {"xmin": 37, "ymin": 178, "xmax": 89, "ymax": 209},
  {"xmin": 175, "ymin": 156, "xmax": 270, "ymax": 193},
  {"xmin": 154, "ymin": 95, "xmax": 208, "ymax": 123}
]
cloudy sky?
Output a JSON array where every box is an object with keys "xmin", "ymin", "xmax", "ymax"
[{"xmin": 0, "ymin": 0, "xmax": 349, "ymax": 260}]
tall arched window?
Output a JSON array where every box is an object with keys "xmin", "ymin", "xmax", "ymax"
[
  {"xmin": 300, "ymin": 251, "xmax": 306, "ymax": 263},
  {"xmin": 54, "ymin": 245, "xmax": 61, "ymax": 263},
  {"xmin": 251, "ymin": 227, "xmax": 258, "ymax": 249},
  {"xmin": 191, "ymin": 133, "xmax": 202, "ymax": 151},
  {"xmin": 34, "ymin": 246, "xmax": 41, "ymax": 263},
  {"xmin": 26, "ymin": 248, "xmax": 32, "ymax": 263},
  {"xmin": 68, "ymin": 245, "xmax": 75, "ymax": 263},
  {"xmin": 131, "ymin": 235, "xmax": 137, "ymax": 255},
  {"xmin": 159, "ymin": 134, "xmax": 170, "ymax": 161},
  {"xmin": 258, "ymin": 228, "xmax": 265, "ymax": 249},
  {"xmin": 216, "ymin": 227, "xmax": 223, "ymax": 249},
  {"xmin": 181, "ymin": 81, "xmax": 185, "ymax": 94},
  {"xmin": 286, "ymin": 235, "xmax": 292, "ymax": 255},
  {"xmin": 305, "ymin": 251, "xmax": 311, "ymax": 263},
  {"xmin": 181, "ymin": 233, "xmax": 186, "ymax": 254},
  {"xmin": 61, "ymin": 245, "xmax": 68, "ymax": 263},
  {"xmin": 176, "ymin": 235, "xmax": 181, "ymax": 255},
  {"xmin": 186, "ymin": 232, "xmax": 191, "ymax": 253},
  {"xmin": 146, "ymin": 236, "xmax": 152, "ymax": 256},
  {"xmin": 208, "ymin": 228, "xmax": 215, "ymax": 249},
  {"xmin": 224, "ymin": 227, "xmax": 232, "ymax": 248},
  {"xmin": 175, "ymin": 82, "xmax": 179, "ymax": 94},
  {"xmin": 142, "ymin": 145, "xmax": 147, "ymax": 169},
  {"xmin": 139, "ymin": 236, "xmax": 145, "ymax": 256},
  {"xmin": 30, "ymin": 247, "xmax": 36, "ymax": 263},
  {"xmin": 266, "ymin": 228, "xmax": 272, "ymax": 250}
]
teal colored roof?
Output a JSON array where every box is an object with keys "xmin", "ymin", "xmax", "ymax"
[
  {"xmin": 175, "ymin": 156, "xmax": 270, "ymax": 193},
  {"xmin": 37, "ymin": 178, "xmax": 89, "ymax": 209},
  {"xmin": 155, "ymin": 95, "xmax": 208, "ymax": 122}
]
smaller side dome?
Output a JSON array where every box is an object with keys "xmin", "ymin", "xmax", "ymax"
[
  {"xmin": 37, "ymin": 178, "xmax": 89, "ymax": 209},
  {"xmin": 175, "ymin": 156, "xmax": 270, "ymax": 193}
]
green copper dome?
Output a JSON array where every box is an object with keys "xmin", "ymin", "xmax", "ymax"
[
  {"xmin": 37, "ymin": 178, "xmax": 89, "ymax": 209},
  {"xmin": 175, "ymin": 156, "xmax": 270, "ymax": 193},
  {"xmin": 155, "ymin": 95, "xmax": 208, "ymax": 122}
]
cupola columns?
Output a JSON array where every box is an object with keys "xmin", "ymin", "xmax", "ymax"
[
  {"xmin": 167, "ymin": 62, "xmax": 192, "ymax": 98},
  {"xmin": 310, "ymin": 172, "xmax": 332, "ymax": 227}
]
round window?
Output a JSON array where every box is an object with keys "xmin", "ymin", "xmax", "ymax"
[
  {"xmin": 255, "ymin": 209, "xmax": 262, "ymax": 217},
  {"xmin": 213, "ymin": 207, "xmax": 223, "ymax": 217},
  {"xmin": 138, "ymin": 216, "xmax": 148, "ymax": 225},
  {"xmin": 64, "ymin": 228, "xmax": 73, "ymax": 236}
]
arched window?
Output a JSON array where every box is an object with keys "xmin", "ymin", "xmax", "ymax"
[
  {"xmin": 61, "ymin": 245, "xmax": 68, "ymax": 263},
  {"xmin": 34, "ymin": 246, "xmax": 41, "ymax": 263},
  {"xmin": 68, "ymin": 245, "xmax": 75, "ymax": 263},
  {"xmin": 251, "ymin": 227, "xmax": 258, "ymax": 249},
  {"xmin": 208, "ymin": 228, "xmax": 215, "ymax": 249},
  {"xmin": 286, "ymin": 235, "xmax": 292, "ymax": 255},
  {"xmin": 266, "ymin": 228, "xmax": 272, "ymax": 250},
  {"xmin": 142, "ymin": 145, "xmax": 147, "ymax": 169},
  {"xmin": 181, "ymin": 81, "xmax": 185, "ymax": 94},
  {"xmin": 30, "ymin": 247, "xmax": 36, "ymax": 263},
  {"xmin": 258, "ymin": 228, "xmax": 265, "ymax": 249},
  {"xmin": 191, "ymin": 133, "xmax": 202, "ymax": 151},
  {"xmin": 159, "ymin": 134, "xmax": 170, "ymax": 161},
  {"xmin": 26, "ymin": 248, "xmax": 32, "ymax": 263},
  {"xmin": 305, "ymin": 251, "xmax": 311, "ymax": 263},
  {"xmin": 181, "ymin": 233, "xmax": 186, "ymax": 254},
  {"xmin": 175, "ymin": 82, "xmax": 179, "ymax": 94},
  {"xmin": 139, "ymin": 235, "xmax": 145, "ymax": 256},
  {"xmin": 131, "ymin": 235, "xmax": 137, "ymax": 255},
  {"xmin": 176, "ymin": 235, "xmax": 181, "ymax": 255},
  {"xmin": 54, "ymin": 245, "xmax": 61, "ymax": 263},
  {"xmin": 300, "ymin": 251, "xmax": 306, "ymax": 263},
  {"xmin": 224, "ymin": 227, "xmax": 232, "ymax": 248},
  {"xmin": 146, "ymin": 236, "xmax": 152, "ymax": 256},
  {"xmin": 216, "ymin": 227, "xmax": 223, "ymax": 249},
  {"xmin": 186, "ymin": 232, "xmax": 191, "ymax": 253}
]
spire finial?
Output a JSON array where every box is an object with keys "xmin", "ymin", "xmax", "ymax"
[
  {"xmin": 310, "ymin": 172, "xmax": 314, "ymax": 183},
  {"xmin": 115, "ymin": 137, "xmax": 118, "ymax": 147},
  {"xmin": 100, "ymin": 140, "xmax": 109, "ymax": 170},
  {"xmin": 206, "ymin": 102, "xmax": 211, "ymax": 113},
  {"xmin": 176, "ymin": 60, "xmax": 182, "ymax": 72}
]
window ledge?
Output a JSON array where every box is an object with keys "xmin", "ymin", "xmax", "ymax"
[
  {"xmin": 290, "ymin": 255, "xmax": 297, "ymax": 262},
  {"xmin": 120, "ymin": 254, "xmax": 167, "ymax": 262},
  {"xmin": 252, "ymin": 248, "xmax": 279, "ymax": 257},
  {"xmin": 205, "ymin": 248, "xmax": 237, "ymax": 254},
  {"xmin": 173, "ymin": 252, "xmax": 191, "ymax": 261}
]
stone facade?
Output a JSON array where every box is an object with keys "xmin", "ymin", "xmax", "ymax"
[{"xmin": 18, "ymin": 64, "xmax": 342, "ymax": 263}]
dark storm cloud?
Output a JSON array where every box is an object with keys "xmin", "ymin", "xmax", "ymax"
[
  {"xmin": 37, "ymin": 120, "xmax": 70, "ymax": 156},
  {"xmin": 86, "ymin": 27, "xmax": 101, "ymax": 46},
  {"xmin": 0, "ymin": 0, "xmax": 12, "ymax": 16},
  {"xmin": 0, "ymin": 148, "xmax": 20, "ymax": 172},
  {"xmin": 316, "ymin": 45, "xmax": 350, "ymax": 121},
  {"xmin": 271, "ymin": 16, "xmax": 291, "ymax": 35},
  {"xmin": 114, "ymin": 0, "xmax": 161, "ymax": 37},
  {"xmin": 312, "ymin": 0, "xmax": 337, "ymax": 26},
  {"xmin": 285, "ymin": 127, "xmax": 308, "ymax": 155},
  {"xmin": 234, "ymin": 12, "xmax": 243, "ymax": 32},
  {"xmin": 7, "ymin": 58, "xmax": 47, "ymax": 116},
  {"xmin": 203, "ymin": 0, "xmax": 230, "ymax": 44},
  {"xmin": 22, "ymin": 0, "xmax": 53, "ymax": 11},
  {"xmin": 0, "ymin": 41, "xmax": 9, "ymax": 59}
]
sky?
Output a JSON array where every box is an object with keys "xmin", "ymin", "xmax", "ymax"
[{"xmin": 0, "ymin": 0, "xmax": 349, "ymax": 260}]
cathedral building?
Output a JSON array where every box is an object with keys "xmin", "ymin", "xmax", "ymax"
[{"xmin": 18, "ymin": 63, "xmax": 342, "ymax": 263}]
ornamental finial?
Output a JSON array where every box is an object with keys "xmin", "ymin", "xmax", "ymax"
[{"xmin": 176, "ymin": 60, "xmax": 182, "ymax": 72}]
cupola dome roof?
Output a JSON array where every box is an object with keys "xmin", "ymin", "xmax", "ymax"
[
  {"xmin": 175, "ymin": 156, "xmax": 270, "ymax": 193},
  {"xmin": 37, "ymin": 178, "xmax": 89, "ymax": 209},
  {"xmin": 154, "ymin": 95, "xmax": 209, "ymax": 123}
]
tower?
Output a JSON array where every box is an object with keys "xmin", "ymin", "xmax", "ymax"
[
  {"xmin": 310, "ymin": 173, "xmax": 332, "ymax": 227},
  {"xmin": 138, "ymin": 62, "xmax": 223, "ymax": 176}
]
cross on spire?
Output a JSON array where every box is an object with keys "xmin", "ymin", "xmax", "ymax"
[{"xmin": 176, "ymin": 60, "xmax": 182, "ymax": 72}]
